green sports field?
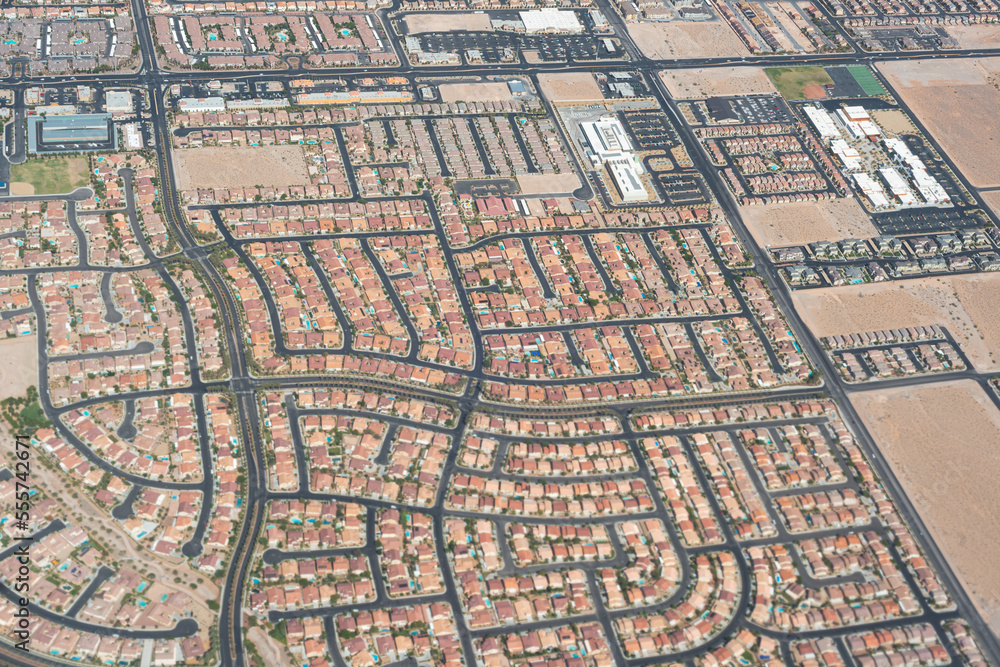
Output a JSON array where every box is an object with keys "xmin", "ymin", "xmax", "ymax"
[
  {"xmin": 846, "ymin": 65, "xmax": 888, "ymax": 96},
  {"xmin": 764, "ymin": 66, "xmax": 834, "ymax": 100}
]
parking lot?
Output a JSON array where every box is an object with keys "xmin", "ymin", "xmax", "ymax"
[
  {"xmin": 729, "ymin": 95, "xmax": 794, "ymax": 124},
  {"xmin": 657, "ymin": 173, "xmax": 712, "ymax": 207},
  {"xmin": 621, "ymin": 110, "xmax": 680, "ymax": 151}
]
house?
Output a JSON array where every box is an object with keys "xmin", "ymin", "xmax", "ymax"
[
  {"xmin": 809, "ymin": 240, "xmax": 840, "ymax": 259},
  {"xmin": 871, "ymin": 235, "xmax": 903, "ymax": 255}
]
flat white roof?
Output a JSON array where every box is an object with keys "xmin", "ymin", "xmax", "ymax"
[{"xmin": 519, "ymin": 9, "xmax": 583, "ymax": 33}]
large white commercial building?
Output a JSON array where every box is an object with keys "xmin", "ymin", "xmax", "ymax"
[
  {"xmin": 580, "ymin": 116, "xmax": 649, "ymax": 203},
  {"xmin": 519, "ymin": 9, "xmax": 584, "ymax": 33},
  {"xmin": 178, "ymin": 97, "xmax": 226, "ymax": 113},
  {"xmin": 884, "ymin": 137, "xmax": 950, "ymax": 205},
  {"xmin": 853, "ymin": 173, "xmax": 890, "ymax": 209},
  {"xmin": 878, "ymin": 167, "xmax": 916, "ymax": 205},
  {"xmin": 803, "ymin": 105, "xmax": 839, "ymax": 141}
]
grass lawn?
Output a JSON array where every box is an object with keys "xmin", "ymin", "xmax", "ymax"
[
  {"xmin": 765, "ymin": 66, "xmax": 834, "ymax": 100},
  {"xmin": 10, "ymin": 156, "xmax": 90, "ymax": 195}
]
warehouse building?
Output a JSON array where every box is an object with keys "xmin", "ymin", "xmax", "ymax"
[
  {"xmin": 519, "ymin": 9, "xmax": 584, "ymax": 33},
  {"xmin": 27, "ymin": 113, "xmax": 116, "ymax": 153}
]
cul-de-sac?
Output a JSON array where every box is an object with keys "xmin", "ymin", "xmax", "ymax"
[{"xmin": 1, "ymin": 0, "xmax": 1000, "ymax": 665}]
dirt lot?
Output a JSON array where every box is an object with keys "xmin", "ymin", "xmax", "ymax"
[
  {"xmin": 945, "ymin": 24, "xmax": 1000, "ymax": 49},
  {"xmin": 404, "ymin": 13, "xmax": 493, "ymax": 33},
  {"xmin": 852, "ymin": 380, "xmax": 1000, "ymax": 634},
  {"xmin": 739, "ymin": 198, "xmax": 878, "ymax": 247},
  {"xmin": 173, "ymin": 145, "xmax": 310, "ymax": 191},
  {"xmin": 8, "ymin": 183, "xmax": 34, "ymax": 196},
  {"xmin": 517, "ymin": 173, "xmax": 582, "ymax": 195},
  {"xmin": 629, "ymin": 21, "xmax": 749, "ymax": 59},
  {"xmin": 792, "ymin": 274, "xmax": 1000, "ymax": 371},
  {"xmin": 248, "ymin": 627, "xmax": 298, "ymax": 667},
  {"xmin": 660, "ymin": 67, "xmax": 778, "ymax": 99},
  {"xmin": 878, "ymin": 58, "xmax": 1000, "ymax": 188},
  {"xmin": 0, "ymin": 336, "xmax": 37, "ymax": 401},
  {"xmin": 983, "ymin": 191, "xmax": 1000, "ymax": 218},
  {"xmin": 870, "ymin": 109, "xmax": 914, "ymax": 135},
  {"xmin": 537, "ymin": 73, "xmax": 604, "ymax": 102},
  {"xmin": 440, "ymin": 82, "xmax": 511, "ymax": 104}
]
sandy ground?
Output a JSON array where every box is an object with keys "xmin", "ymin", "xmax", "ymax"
[
  {"xmin": 870, "ymin": 109, "xmax": 914, "ymax": 135},
  {"xmin": 440, "ymin": 82, "xmax": 511, "ymax": 104},
  {"xmin": 660, "ymin": 67, "xmax": 778, "ymax": 99},
  {"xmin": 878, "ymin": 59, "xmax": 1000, "ymax": 188},
  {"xmin": 983, "ymin": 191, "xmax": 1000, "ymax": 218},
  {"xmin": 629, "ymin": 22, "xmax": 749, "ymax": 59},
  {"xmin": 517, "ymin": 173, "xmax": 582, "ymax": 195},
  {"xmin": 852, "ymin": 380, "xmax": 1000, "ymax": 634},
  {"xmin": 945, "ymin": 24, "xmax": 1000, "ymax": 49},
  {"xmin": 8, "ymin": 183, "xmax": 34, "ymax": 196},
  {"xmin": 173, "ymin": 145, "xmax": 309, "ymax": 191},
  {"xmin": 536, "ymin": 73, "xmax": 604, "ymax": 102},
  {"xmin": 404, "ymin": 13, "xmax": 492, "ymax": 33},
  {"xmin": 248, "ymin": 626, "xmax": 298, "ymax": 667},
  {"xmin": 792, "ymin": 274, "xmax": 1000, "ymax": 371},
  {"xmin": 738, "ymin": 198, "xmax": 878, "ymax": 247},
  {"xmin": 0, "ymin": 336, "xmax": 37, "ymax": 401}
]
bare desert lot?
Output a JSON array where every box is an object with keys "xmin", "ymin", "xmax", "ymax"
[
  {"xmin": 660, "ymin": 67, "xmax": 778, "ymax": 99},
  {"xmin": 439, "ymin": 82, "xmax": 511, "ymax": 104},
  {"xmin": 945, "ymin": 24, "xmax": 1000, "ymax": 49},
  {"xmin": 852, "ymin": 380, "xmax": 1000, "ymax": 633},
  {"xmin": 792, "ymin": 274, "xmax": 1000, "ymax": 371},
  {"xmin": 739, "ymin": 198, "xmax": 878, "ymax": 247},
  {"xmin": 0, "ymin": 336, "xmax": 37, "ymax": 401},
  {"xmin": 983, "ymin": 191, "xmax": 1000, "ymax": 219},
  {"xmin": 173, "ymin": 145, "xmax": 310, "ymax": 191},
  {"xmin": 537, "ymin": 73, "xmax": 604, "ymax": 103},
  {"xmin": 878, "ymin": 58, "xmax": 1000, "ymax": 188},
  {"xmin": 870, "ymin": 109, "xmax": 914, "ymax": 135},
  {"xmin": 629, "ymin": 21, "xmax": 749, "ymax": 59},
  {"xmin": 403, "ymin": 13, "xmax": 492, "ymax": 33},
  {"xmin": 517, "ymin": 173, "xmax": 582, "ymax": 195}
]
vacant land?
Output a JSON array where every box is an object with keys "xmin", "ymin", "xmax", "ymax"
[
  {"xmin": 537, "ymin": 73, "xmax": 604, "ymax": 102},
  {"xmin": 517, "ymin": 173, "xmax": 582, "ymax": 195},
  {"xmin": 404, "ymin": 13, "xmax": 492, "ymax": 33},
  {"xmin": 660, "ymin": 67, "xmax": 778, "ymax": 99},
  {"xmin": 0, "ymin": 336, "xmax": 38, "ymax": 402},
  {"xmin": 248, "ymin": 627, "xmax": 298, "ymax": 667},
  {"xmin": 878, "ymin": 58, "xmax": 1000, "ymax": 188},
  {"xmin": 739, "ymin": 198, "xmax": 878, "ymax": 247},
  {"xmin": 870, "ymin": 109, "xmax": 914, "ymax": 135},
  {"xmin": 852, "ymin": 380, "xmax": 1000, "ymax": 634},
  {"xmin": 983, "ymin": 191, "xmax": 1000, "ymax": 218},
  {"xmin": 765, "ymin": 66, "xmax": 834, "ymax": 99},
  {"xmin": 792, "ymin": 274, "xmax": 1000, "ymax": 371},
  {"xmin": 10, "ymin": 157, "xmax": 90, "ymax": 195},
  {"xmin": 946, "ymin": 24, "xmax": 1000, "ymax": 49},
  {"xmin": 173, "ymin": 145, "xmax": 309, "ymax": 190},
  {"xmin": 440, "ymin": 82, "xmax": 511, "ymax": 104},
  {"xmin": 629, "ymin": 22, "xmax": 749, "ymax": 59}
]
